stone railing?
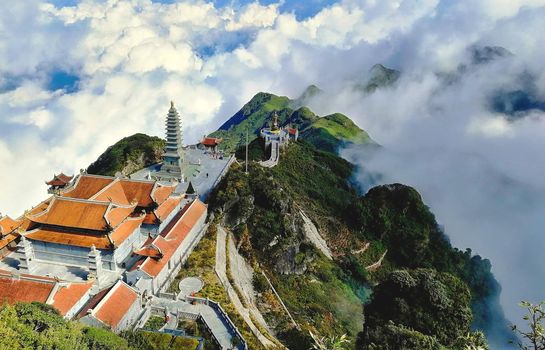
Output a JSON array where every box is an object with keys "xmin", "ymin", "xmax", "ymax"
[
  {"xmin": 158, "ymin": 292, "xmax": 177, "ymax": 300},
  {"xmin": 133, "ymin": 307, "xmax": 152, "ymax": 330},
  {"xmin": 186, "ymin": 296, "xmax": 247, "ymax": 350}
]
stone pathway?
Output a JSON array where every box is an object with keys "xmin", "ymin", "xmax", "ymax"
[
  {"xmin": 227, "ymin": 232, "xmax": 278, "ymax": 340},
  {"xmin": 300, "ymin": 210, "xmax": 332, "ymax": 260},
  {"xmin": 216, "ymin": 226, "xmax": 276, "ymax": 348},
  {"xmin": 259, "ymin": 141, "xmax": 280, "ymax": 168}
]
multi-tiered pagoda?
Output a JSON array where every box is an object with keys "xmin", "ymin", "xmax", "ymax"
[{"xmin": 157, "ymin": 101, "xmax": 185, "ymax": 180}]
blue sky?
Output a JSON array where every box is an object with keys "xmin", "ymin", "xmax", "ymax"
[{"xmin": 50, "ymin": 0, "xmax": 340, "ymax": 20}]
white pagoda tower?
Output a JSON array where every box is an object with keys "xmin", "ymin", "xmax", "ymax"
[{"xmin": 158, "ymin": 101, "xmax": 185, "ymax": 180}]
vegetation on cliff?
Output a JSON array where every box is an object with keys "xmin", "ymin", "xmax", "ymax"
[
  {"xmin": 360, "ymin": 269, "xmax": 487, "ymax": 350},
  {"xmin": 87, "ymin": 133, "xmax": 164, "ymax": 176},
  {"xmin": 209, "ymin": 135, "xmax": 507, "ymax": 348}
]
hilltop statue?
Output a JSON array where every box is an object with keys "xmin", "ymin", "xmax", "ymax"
[{"xmin": 270, "ymin": 111, "xmax": 280, "ymax": 133}]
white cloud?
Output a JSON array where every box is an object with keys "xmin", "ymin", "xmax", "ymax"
[{"xmin": 1, "ymin": 1, "xmax": 545, "ymax": 346}]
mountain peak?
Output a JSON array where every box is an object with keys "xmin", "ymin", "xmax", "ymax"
[
  {"xmin": 471, "ymin": 45, "xmax": 513, "ymax": 64},
  {"xmin": 364, "ymin": 64, "xmax": 401, "ymax": 93},
  {"xmin": 290, "ymin": 84, "xmax": 324, "ymax": 110}
]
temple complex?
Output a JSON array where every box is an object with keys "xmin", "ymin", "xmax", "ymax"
[
  {"xmin": 0, "ymin": 100, "xmax": 237, "ymax": 338},
  {"xmin": 0, "ymin": 171, "xmax": 208, "ymax": 329}
]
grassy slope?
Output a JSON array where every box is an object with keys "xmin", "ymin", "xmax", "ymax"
[
  {"xmin": 211, "ymin": 91, "xmax": 374, "ymax": 154},
  {"xmin": 210, "ymin": 144, "xmax": 373, "ymax": 348},
  {"xmin": 211, "ymin": 93, "xmax": 292, "ymax": 152},
  {"xmin": 302, "ymin": 113, "xmax": 373, "ymax": 153}
]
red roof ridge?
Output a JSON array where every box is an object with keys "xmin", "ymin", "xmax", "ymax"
[
  {"xmin": 89, "ymin": 177, "xmax": 122, "ymax": 201},
  {"xmin": 92, "ymin": 280, "xmax": 138, "ymax": 328},
  {"xmin": 0, "ymin": 215, "xmax": 21, "ymax": 235},
  {"xmin": 150, "ymin": 182, "xmax": 177, "ymax": 205},
  {"xmin": 51, "ymin": 281, "xmax": 94, "ymax": 316},
  {"xmin": 59, "ymin": 174, "xmax": 115, "ymax": 198},
  {"xmin": 104, "ymin": 202, "xmax": 138, "ymax": 229}
]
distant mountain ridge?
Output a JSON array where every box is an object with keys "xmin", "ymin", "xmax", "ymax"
[{"xmin": 211, "ymin": 89, "xmax": 374, "ymax": 154}]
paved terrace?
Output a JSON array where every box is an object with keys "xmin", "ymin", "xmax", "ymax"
[
  {"xmin": 131, "ymin": 147, "xmax": 233, "ymax": 200},
  {"xmin": 0, "ymin": 253, "xmax": 120, "ymax": 284}
]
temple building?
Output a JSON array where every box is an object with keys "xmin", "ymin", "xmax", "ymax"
[
  {"xmin": 155, "ymin": 101, "xmax": 186, "ymax": 181},
  {"xmin": 259, "ymin": 111, "xmax": 298, "ymax": 167},
  {"xmin": 198, "ymin": 136, "xmax": 223, "ymax": 153},
  {"xmin": 0, "ymin": 270, "xmax": 94, "ymax": 319},
  {"xmin": 0, "ymin": 215, "xmax": 21, "ymax": 258},
  {"xmin": 17, "ymin": 174, "xmax": 183, "ymax": 278},
  {"xmin": 79, "ymin": 280, "xmax": 142, "ymax": 332},
  {"xmin": 46, "ymin": 173, "xmax": 73, "ymax": 194}
]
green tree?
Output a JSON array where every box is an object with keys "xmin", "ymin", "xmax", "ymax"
[
  {"xmin": 512, "ymin": 301, "xmax": 545, "ymax": 350},
  {"xmin": 360, "ymin": 269, "xmax": 480, "ymax": 349},
  {"xmin": 309, "ymin": 331, "xmax": 350, "ymax": 350}
]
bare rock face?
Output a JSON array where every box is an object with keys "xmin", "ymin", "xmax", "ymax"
[
  {"xmin": 273, "ymin": 244, "xmax": 308, "ymax": 275},
  {"xmin": 223, "ymin": 194, "xmax": 255, "ymax": 228}
]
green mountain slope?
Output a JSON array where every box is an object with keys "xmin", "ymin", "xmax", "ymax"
[
  {"xmin": 212, "ymin": 92, "xmax": 292, "ymax": 151},
  {"xmin": 87, "ymin": 133, "xmax": 165, "ymax": 176},
  {"xmin": 210, "ymin": 90, "xmax": 374, "ymax": 154},
  {"xmin": 209, "ymin": 138, "xmax": 508, "ymax": 349},
  {"xmin": 299, "ymin": 113, "xmax": 373, "ymax": 153}
]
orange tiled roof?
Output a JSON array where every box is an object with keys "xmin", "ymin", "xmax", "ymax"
[
  {"xmin": 110, "ymin": 216, "xmax": 144, "ymax": 246},
  {"xmin": 51, "ymin": 281, "xmax": 93, "ymax": 316},
  {"xmin": 152, "ymin": 184, "xmax": 176, "ymax": 205},
  {"xmin": 201, "ymin": 137, "xmax": 222, "ymax": 146},
  {"xmin": 93, "ymin": 281, "xmax": 138, "ymax": 329},
  {"xmin": 62, "ymin": 175, "xmax": 115, "ymax": 199},
  {"xmin": 0, "ymin": 233, "xmax": 18, "ymax": 250},
  {"xmin": 28, "ymin": 197, "xmax": 116, "ymax": 231},
  {"xmin": 288, "ymin": 128, "xmax": 298, "ymax": 135},
  {"xmin": 119, "ymin": 179, "xmax": 156, "ymax": 207},
  {"xmin": 25, "ymin": 227, "xmax": 112, "ymax": 249},
  {"xmin": 0, "ymin": 216, "xmax": 21, "ymax": 236},
  {"xmin": 46, "ymin": 173, "xmax": 73, "ymax": 186},
  {"xmin": 140, "ymin": 199, "xmax": 206, "ymax": 277},
  {"xmin": 155, "ymin": 196, "xmax": 183, "ymax": 222},
  {"xmin": 0, "ymin": 274, "xmax": 55, "ymax": 304},
  {"xmin": 75, "ymin": 285, "xmax": 113, "ymax": 320},
  {"xmin": 133, "ymin": 244, "xmax": 162, "ymax": 258},
  {"xmin": 92, "ymin": 181, "xmax": 130, "ymax": 205},
  {"xmin": 164, "ymin": 200, "xmax": 206, "ymax": 240},
  {"xmin": 106, "ymin": 204, "xmax": 137, "ymax": 229}
]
